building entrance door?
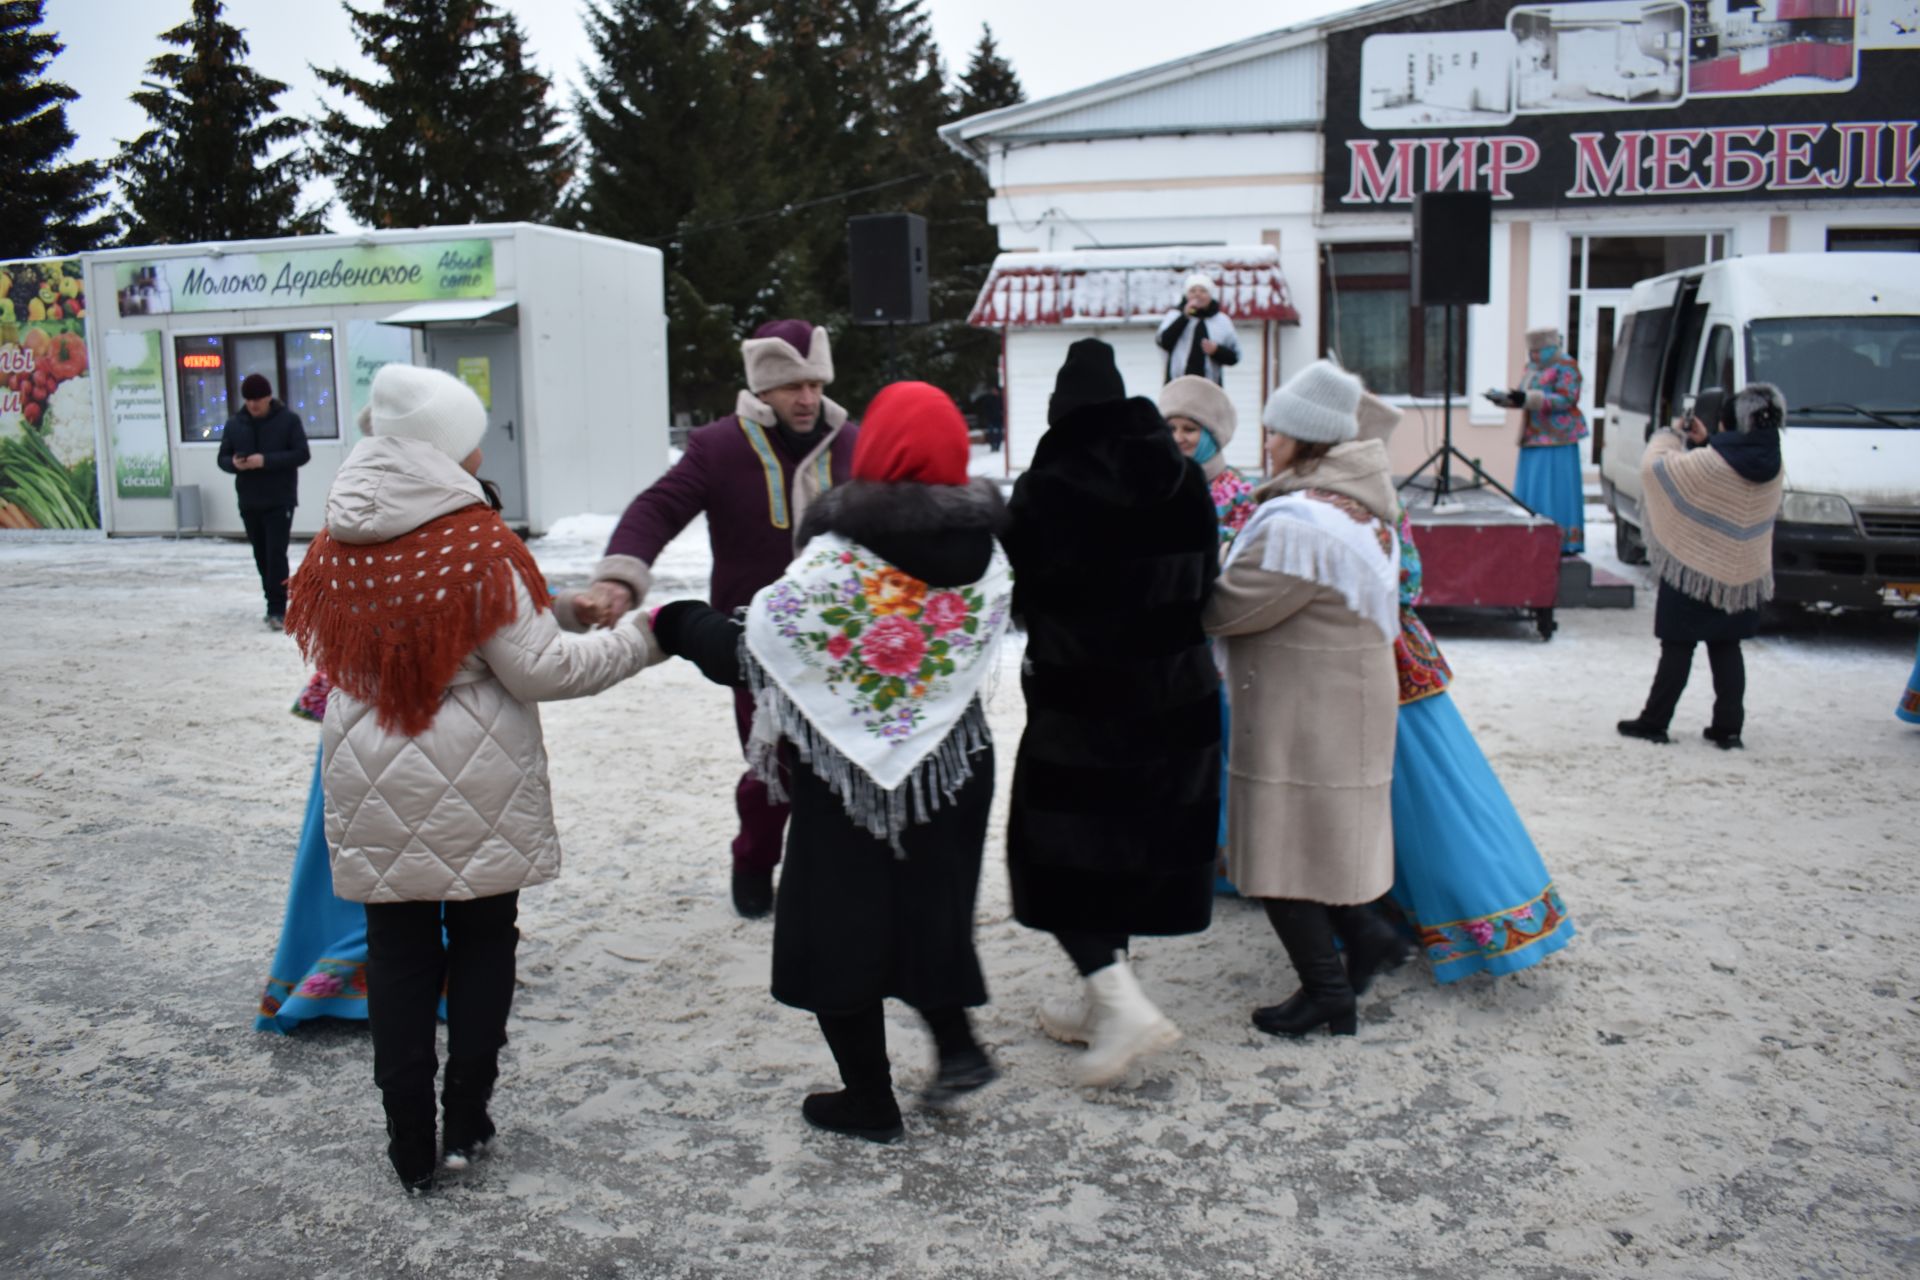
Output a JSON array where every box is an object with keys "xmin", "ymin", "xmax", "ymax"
[{"xmin": 425, "ymin": 329, "xmax": 524, "ymax": 522}]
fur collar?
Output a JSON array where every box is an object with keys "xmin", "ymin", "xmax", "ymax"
[{"xmin": 798, "ymin": 477, "xmax": 1007, "ymax": 548}]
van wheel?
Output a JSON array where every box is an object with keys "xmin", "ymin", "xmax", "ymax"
[{"xmin": 1615, "ymin": 517, "xmax": 1649, "ymax": 565}]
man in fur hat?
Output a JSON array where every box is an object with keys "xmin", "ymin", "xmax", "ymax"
[{"xmin": 573, "ymin": 320, "xmax": 859, "ymax": 916}]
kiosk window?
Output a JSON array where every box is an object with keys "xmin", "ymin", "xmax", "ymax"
[
  {"xmin": 176, "ymin": 329, "xmax": 339, "ymax": 442},
  {"xmin": 1320, "ymin": 242, "xmax": 1465, "ymax": 398}
]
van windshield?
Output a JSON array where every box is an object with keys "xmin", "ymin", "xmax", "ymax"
[{"xmin": 1746, "ymin": 317, "xmax": 1920, "ymax": 427}]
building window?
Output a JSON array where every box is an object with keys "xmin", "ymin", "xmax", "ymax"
[
  {"xmin": 1827, "ymin": 227, "xmax": 1920, "ymax": 253},
  {"xmin": 174, "ymin": 329, "xmax": 339, "ymax": 442},
  {"xmin": 1320, "ymin": 242, "xmax": 1464, "ymax": 398}
]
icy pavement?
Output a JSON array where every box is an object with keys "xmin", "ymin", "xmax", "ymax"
[{"xmin": 0, "ymin": 514, "xmax": 1915, "ymax": 1279}]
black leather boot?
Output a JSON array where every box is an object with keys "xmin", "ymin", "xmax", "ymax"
[
  {"xmin": 801, "ymin": 1087, "xmax": 905, "ymax": 1143},
  {"xmin": 1254, "ymin": 900, "xmax": 1357, "ymax": 1038},
  {"xmin": 1328, "ymin": 902, "xmax": 1412, "ymax": 997},
  {"xmin": 441, "ymin": 1059, "xmax": 499, "ymax": 1169},
  {"xmin": 383, "ymin": 1092, "xmax": 438, "ymax": 1193},
  {"xmin": 732, "ymin": 866, "xmax": 775, "ymax": 918}
]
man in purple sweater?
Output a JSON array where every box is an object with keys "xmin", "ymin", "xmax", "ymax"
[{"xmin": 574, "ymin": 319, "xmax": 859, "ymax": 916}]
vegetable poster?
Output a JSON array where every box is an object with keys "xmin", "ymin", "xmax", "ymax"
[{"xmin": 0, "ymin": 257, "xmax": 96, "ymax": 529}]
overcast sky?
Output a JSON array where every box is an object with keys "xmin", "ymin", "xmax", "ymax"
[{"xmin": 49, "ymin": 0, "xmax": 1356, "ymax": 228}]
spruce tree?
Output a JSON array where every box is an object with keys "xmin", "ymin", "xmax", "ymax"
[
  {"xmin": 315, "ymin": 0, "xmax": 572, "ymax": 229},
  {"xmin": 0, "ymin": 0, "xmax": 115, "ymax": 257},
  {"xmin": 956, "ymin": 22, "xmax": 1024, "ymax": 120},
  {"xmin": 115, "ymin": 0, "xmax": 326, "ymax": 244}
]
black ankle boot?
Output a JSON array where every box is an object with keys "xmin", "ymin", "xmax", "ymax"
[
  {"xmin": 1617, "ymin": 718, "xmax": 1670, "ymax": 744},
  {"xmin": 1328, "ymin": 902, "xmax": 1412, "ymax": 997},
  {"xmin": 1703, "ymin": 726, "xmax": 1743, "ymax": 750},
  {"xmin": 1254, "ymin": 900, "xmax": 1357, "ymax": 1038},
  {"xmin": 383, "ymin": 1093, "xmax": 438, "ymax": 1193},
  {"xmin": 441, "ymin": 1060, "xmax": 498, "ymax": 1169},
  {"xmin": 802, "ymin": 1087, "xmax": 904, "ymax": 1143},
  {"xmin": 923, "ymin": 1045, "xmax": 998, "ymax": 1108}
]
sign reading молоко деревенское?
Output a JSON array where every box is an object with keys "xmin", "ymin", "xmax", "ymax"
[
  {"xmin": 110, "ymin": 240, "xmax": 495, "ymax": 317},
  {"xmin": 1325, "ymin": 0, "xmax": 1920, "ymax": 209}
]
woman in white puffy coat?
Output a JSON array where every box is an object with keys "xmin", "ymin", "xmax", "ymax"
[{"xmin": 288, "ymin": 365, "xmax": 657, "ymax": 1194}]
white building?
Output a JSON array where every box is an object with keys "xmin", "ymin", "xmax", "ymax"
[
  {"xmin": 84, "ymin": 223, "xmax": 667, "ymax": 537},
  {"xmin": 942, "ymin": 0, "xmax": 1920, "ymax": 483}
]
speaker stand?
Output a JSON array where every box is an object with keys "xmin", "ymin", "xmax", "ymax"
[{"xmin": 1398, "ymin": 302, "xmax": 1535, "ymax": 516}]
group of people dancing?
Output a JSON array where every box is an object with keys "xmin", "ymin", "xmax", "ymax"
[{"xmin": 261, "ymin": 322, "xmax": 1579, "ymax": 1196}]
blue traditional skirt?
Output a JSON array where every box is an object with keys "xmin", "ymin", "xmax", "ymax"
[
  {"xmin": 255, "ymin": 745, "xmax": 371, "ymax": 1033},
  {"xmin": 1900, "ymin": 635, "xmax": 1920, "ymax": 725},
  {"xmin": 1515, "ymin": 442, "xmax": 1584, "ymax": 554},
  {"xmin": 1388, "ymin": 692, "xmax": 1574, "ymax": 982}
]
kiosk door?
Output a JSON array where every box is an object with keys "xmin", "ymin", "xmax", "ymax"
[{"xmin": 426, "ymin": 331, "xmax": 525, "ymax": 522}]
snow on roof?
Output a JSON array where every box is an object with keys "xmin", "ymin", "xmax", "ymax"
[{"xmin": 968, "ymin": 246, "xmax": 1300, "ymax": 329}]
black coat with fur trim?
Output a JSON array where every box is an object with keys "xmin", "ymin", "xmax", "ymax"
[
  {"xmin": 1003, "ymin": 397, "xmax": 1221, "ymax": 938},
  {"xmin": 652, "ymin": 477, "xmax": 1009, "ymax": 1014}
]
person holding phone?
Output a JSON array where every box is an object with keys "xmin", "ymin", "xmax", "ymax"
[{"xmin": 1618, "ymin": 384, "xmax": 1786, "ymax": 750}]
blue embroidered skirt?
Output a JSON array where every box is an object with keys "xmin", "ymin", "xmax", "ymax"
[
  {"xmin": 1515, "ymin": 442, "xmax": 1584, "ymax": 554},
  {"xmin": 1387, "ymin": 692, "xmax": 1574, "ymax": 982},
  {"xmin": 1900, "ymin": 635, "xmax": 1920, "ymax": 725},
  {"xmin": 255, "ymin": 744, "xmax": 371, "ymax": 1033}
]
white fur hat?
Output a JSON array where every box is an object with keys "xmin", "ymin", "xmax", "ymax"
[
  {"xmin": 1263, "ymin": 359, "xmax": 1362, "ymax": 444},
  {"xmin": 741, "ymin": 320, "xmax": 835, "ymax": 394},
  {"xmin": 1158, "ymin": 375, "xmax": 1237, "ymax": 448},
  {"xmin": 1525, "ymin": 325, "xmax": 1563, "ymax": 349},
  {"xmin": 1183, "ymin": 273, "xmax": 1216, "ymax": 298},
  {"xmin": 358, "ymin": 364, "xmax": 486, "ymax": 462}
]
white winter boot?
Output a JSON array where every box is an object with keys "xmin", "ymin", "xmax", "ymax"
[
  {"xmin": 1037, "ymin": 990, "xmax": 1094, "ymax": 1045},
  {"xmin": 1075, "ymin": 958, "xmax": 1181, "ymax": 1087}
]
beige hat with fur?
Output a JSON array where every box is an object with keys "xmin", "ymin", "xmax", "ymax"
[
  {"xmin": 1158, "ymin": 375, "xmax": 1237, "ymax": 449},
  {"xmin": 741, "ymin": 319, "xmax": 834, "ymax": 394}
]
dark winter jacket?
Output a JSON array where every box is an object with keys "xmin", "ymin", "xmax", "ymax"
[
  {"xmin": 1002, "ymin": 396, "xmax": 1222, "ymax": 937},
  {"xmin": 216, "ymin": 401, "xmax": 309, "ymax": 510},
  {"xmin": 651, "ymin": 478, "xmax": 1010, "ymax": 1014},
  {"xmin": 596, "ymin": 395, "xmax": 859, "ymax": 613}
]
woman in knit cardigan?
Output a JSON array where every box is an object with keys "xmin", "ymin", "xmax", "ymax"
[{"xmin": 1618, "ymin": 384, "xmax": 1786, "ymax": 750}]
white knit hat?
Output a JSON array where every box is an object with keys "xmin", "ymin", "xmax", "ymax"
[
  {"xmin": 1158, "ymin": 374, "xmax": 1237, "ymax": 448},
  {"xmin": 741, "ymin": 321, "xmax": 835, "ymax": 394},
  {"xmin": 359, "ymin": 364, "xmax": 487, "ymax": 462},
  {"xmin": 1263, "ymin": 359, "xmax": 1362, "ymax": 443},
  {"xmin": 1183, "ymin": 273, "xmax": 1216, "ymax": 299}
]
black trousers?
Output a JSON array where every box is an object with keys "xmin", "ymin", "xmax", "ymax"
[
  {"xmin": 815, "ymin": 1003, "xmax": 977, "ymax": 1093},
  {"xmin": 1640, "ymin": 639, "xmax": 1746, "ymax": 736},
  {"xmin": 1054, "ymin": 929, "xmax": 1129, "ymax": 977},
  {"xmin": 363, "ymin": 892, "xmax": 519, "ymax": 1101},
  {"xmin": 239, "ymin": 505, "xmax": 294, "ymax": 616}
]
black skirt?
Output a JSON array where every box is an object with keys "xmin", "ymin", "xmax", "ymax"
[{"xmin": 769, "ymin": 741, "xmax": 993, "ymax": 1016}]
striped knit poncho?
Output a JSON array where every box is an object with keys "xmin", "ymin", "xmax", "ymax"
[{"xmin": 1639, "ymin": 428, "xmax": 1783, "ymax": 614}]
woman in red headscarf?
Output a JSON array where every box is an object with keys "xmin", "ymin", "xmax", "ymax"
[{"xmin": 650, "ymin": 382, "xmax": 1014, "ymax": 1145}]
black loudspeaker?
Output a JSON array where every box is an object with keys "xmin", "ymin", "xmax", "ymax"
[
  {"xmin": 1411, "ymin": 191, "xmax": 1492, "ymax": 307},
  {"xmin": 848, "ymin": 213, "xmax": 929, "ymax": 325}
]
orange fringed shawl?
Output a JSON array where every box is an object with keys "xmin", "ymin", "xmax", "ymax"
[{"xmin": 285, "ymin": 504, "xmax": 550, "ymax": 736}]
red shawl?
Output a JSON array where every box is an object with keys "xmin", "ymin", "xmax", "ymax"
[{"xmin": 285, "ymin": 504, "xmax": 550, "ymax": 736}]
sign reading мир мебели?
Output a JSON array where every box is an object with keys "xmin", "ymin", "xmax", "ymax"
[
  {"xmin": 111, "ymin": 239, "xmax": 495, "ymax": 316},
  {"xmin": 1324, "ymin": 0, "xmax": 1920, "ymax": 209}
]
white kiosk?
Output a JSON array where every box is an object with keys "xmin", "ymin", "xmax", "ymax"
[{"xmin": 83, "ymin": 222, "xmax": 667, "ymax": 537}]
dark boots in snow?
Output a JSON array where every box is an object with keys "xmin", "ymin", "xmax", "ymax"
[
  {"xmin": 441, "ymin": 1059, "xmax": 499, "ymax": 1169},
  {"xmin": 1254, "ymin": 899, "xmax": 1358, "ymax": 1038},
  {"xmin": 802, "ymin": 1088, "xmax": 905, "ymax": 1143},
  {"xmin": 383, "ymin": 1092, "xmax": 438, "ymax": 1193},
  {"xmin": 1328, "ymin": 902, "xmax": 1412, "ymax": 997}
]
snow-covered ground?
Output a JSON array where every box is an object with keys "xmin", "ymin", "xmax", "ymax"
[{"xmin": 1, "ymin": 476, "xmax": 1915, "ymax": 1279}]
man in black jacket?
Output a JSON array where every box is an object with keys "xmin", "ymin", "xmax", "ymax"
[{"xmin": 217, "ymin": 372, "xmax": 310, "ymax": 628}]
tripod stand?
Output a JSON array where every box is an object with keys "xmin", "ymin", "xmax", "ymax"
[{"xmin": 1397, "ymin": 302, "xmax": 1533, "ymax": 514}]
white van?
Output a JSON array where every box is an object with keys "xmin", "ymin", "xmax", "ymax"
[{"xmin": 1599, "ymin": 253, "xmax": 1920, "ymax": 610}]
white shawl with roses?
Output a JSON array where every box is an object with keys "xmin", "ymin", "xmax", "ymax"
[{"xmin": 742, "ymin": 532, "xmax": 1014, "ymax": 847}]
